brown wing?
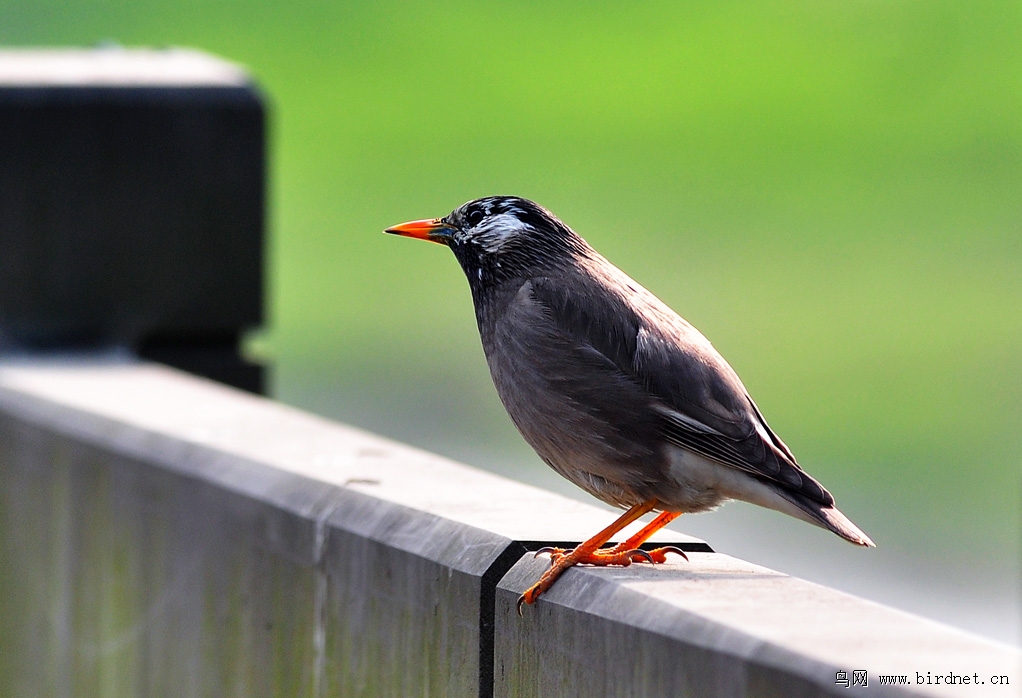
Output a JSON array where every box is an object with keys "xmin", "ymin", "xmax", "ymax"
[{"xmin": 529, "ymin": 275, "xmax": 833, "ymax": 507}]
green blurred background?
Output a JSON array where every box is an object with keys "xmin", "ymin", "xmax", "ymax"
[{"xmin": 4, "ymin": 0, "xmax": 1018, "ymax": 644}]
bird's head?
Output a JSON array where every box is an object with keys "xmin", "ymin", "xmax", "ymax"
[{"xmin": 385, "ymin": 196, "xmax": 590, "ymax": 281}]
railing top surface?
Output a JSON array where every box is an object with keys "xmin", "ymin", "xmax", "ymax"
[{"xmin": 0, "ymin": 356, "xmax": 698, "ymax": 547}]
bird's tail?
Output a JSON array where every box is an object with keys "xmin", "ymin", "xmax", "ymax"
[{"xmin": 776, "ymin": 489, "xmax": 876, "ymax": 547}]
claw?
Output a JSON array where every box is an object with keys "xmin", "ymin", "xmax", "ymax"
[
  {"xmin": 533, "ymin": 546, "xmax": 558, "ymax": 558},
  {"xmin": 639, "ymin": 545, "xmax": 689, "ymax": 563},
  {"xmin": 626, "ymin": 548, "xmax": 655, "ymax": 564},
  {"xmin": 660, "ymin": 545, "xmax": 689, "ymax": 562},
  {"xmin": 517, "ymin": 580, "xmax": 545, "ymax": 616}
]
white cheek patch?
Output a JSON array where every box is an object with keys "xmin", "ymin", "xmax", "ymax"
[{"xmin": 470, "ymin": 212, "xmax": 524, "ymax": 253}]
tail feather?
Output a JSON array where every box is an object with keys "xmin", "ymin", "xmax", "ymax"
[{"xmin": 775, "ymin": 489, "xmax": 875, "ymax": 547}]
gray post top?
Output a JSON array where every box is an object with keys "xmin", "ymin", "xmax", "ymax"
[
  {"xmin": 0, "ymin": 47, "xmax": 251, "ymax": 87},
  {"xmin": 0, "ymin": 48, "xmax": 263, "ymax": 359}
]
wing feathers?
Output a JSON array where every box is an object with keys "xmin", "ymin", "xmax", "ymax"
[{"xmin": 529, "ymin": 273, "xmax": 834, "ymax": 507}]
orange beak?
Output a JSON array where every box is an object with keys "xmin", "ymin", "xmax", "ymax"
[{"xmin": 384, "ymin": 218, "xmax": 455, "ymax": 245}]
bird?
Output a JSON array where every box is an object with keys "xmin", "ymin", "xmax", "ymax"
[{"xmin": 385, "ymin": 195, "xmax": 874, "ymax": 613}]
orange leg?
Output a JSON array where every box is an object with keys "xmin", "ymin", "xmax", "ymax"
[
  {"xmin": 517, "ymin": 501, "xmax": 686, "ymax": 614},
  {"xmin": 602, "ymin": 511, "xmax": 685, "ymax": 564}
]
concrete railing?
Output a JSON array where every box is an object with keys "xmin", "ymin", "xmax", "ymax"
[{"xmin": 0, "ymin": 358, "xmax": 1016, "ymax": 698}]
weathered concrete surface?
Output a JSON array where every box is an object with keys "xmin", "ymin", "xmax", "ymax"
[
  {"xmin": 2, "ymin": 358, "xmax": 1014, "ymax": 698},
  {"xmin": 495, "ymin": 554, "xmax": 1021, "ymax": 698},
  {"xmin": 0, "ymin": 383, "xmax": 328, "ymax": 697},
  {"xmin": 0, "ymin": 358, "xmax": 703, "ymax": 697},
  {"xmin": 0, "ymin": 357, "xmax": 702, "ymax": 547},
  {"xmin": 321, "ymin": 495, "xmax": 505, "ymax": 697}
]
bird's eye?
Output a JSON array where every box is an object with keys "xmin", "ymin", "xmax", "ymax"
[{"xmin": 466, "ymin": 209, "xmax": 485, "ymax": 227}]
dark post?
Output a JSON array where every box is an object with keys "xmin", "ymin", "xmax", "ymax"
[{"xmin": 0, "ymin": 47, "xmax": 265, "ymax": 393}]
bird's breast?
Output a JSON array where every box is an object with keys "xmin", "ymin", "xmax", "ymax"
[{"xmin": 478, "ymin": 282, "xmax": 671, "ymax": 507}]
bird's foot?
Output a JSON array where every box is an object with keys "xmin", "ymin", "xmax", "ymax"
[
  {"xmin": 630, "ymin": 545, "xmax": 689, "ymax": 564},
  {"xmin": 533, "ymin": 544, "xmax": 687, "ymax": 565},
  {"xmin": 516, "ymin": 552, "xmax": 578, "ymax": 615},
  {"xmin": 518, "ymin": 544, "xmax": 687, "ymax": 614}
]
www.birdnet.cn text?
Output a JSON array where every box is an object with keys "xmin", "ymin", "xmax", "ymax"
[{"xmin": 834, "ymin": 670, "xmax": 1011, "ymax": 688}]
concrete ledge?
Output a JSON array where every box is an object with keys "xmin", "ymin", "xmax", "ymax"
[
  {"xmin": 0, "ymin": 357, "xmax": 699, "ymax": 697},
  {"xmin": 496, "ymin": 555, "xmax": 1019, "ymax": 697},
  {"xmin": 0, "ymin": 357, "xmax": 1015, "ymax": 697}
]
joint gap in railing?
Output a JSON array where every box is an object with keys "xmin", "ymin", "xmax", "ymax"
[
  {"xmin": 478, "ymin": 541, "xmax": 530, "ymax": 698},
  {"xmin": 476, "ymin": 537, "xmax": 714, "ymax": 698}
]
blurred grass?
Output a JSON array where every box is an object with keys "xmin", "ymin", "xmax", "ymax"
[{"xmin": 3, "ymin": 0, "xmax": 1020, "ymax": 637}]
